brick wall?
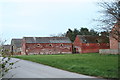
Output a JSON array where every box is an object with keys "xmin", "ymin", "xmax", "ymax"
[
  {"xmin": 110, "ymin": 37, "xmax": 118, "ymax": 49},
  {"xmin": 22, "ymin": 43, "xmax": 72, "ymax": 55},
  {"xmin": 73, "ymin": 36, "xmax": 110, "ymax": 53},
  {"xmin": 21, "ymin": 39, "xmax": 26, "ymax": 55},
  {"xmin": 81, "ymin": 43, "xmax": 109, "ymax": 53},
  {"xmin": 73, "ymin": 36, "xmax": 82, "ymax": 53}
]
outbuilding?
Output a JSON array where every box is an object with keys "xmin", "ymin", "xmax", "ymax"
[
  {"xmin": 73, "ymin": 35, "xmax": 110, "ymax": 53},
  {"xmin": 11, "ymin": 39, "xmax": 22, "ymax": 55},
  {"xmin": 22, "ymin": 37, "xmax": 72, "ymax": 55}
]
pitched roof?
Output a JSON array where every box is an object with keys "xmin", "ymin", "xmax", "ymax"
[
  {"xmin": 77, "ymin": 35, "xmax": 109, "ymax": 43},
  {"xmin": 23, "ymin": 37, "xmax": 72, "ymax": 43},
  {"xmin": 11, "ymin": 39, "xmax": 22, "ymax": 48}
]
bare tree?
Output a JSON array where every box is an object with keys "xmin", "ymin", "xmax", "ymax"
[{"xmin": 95, "ymin": 0, "xmax": 120, "ymax": 41}]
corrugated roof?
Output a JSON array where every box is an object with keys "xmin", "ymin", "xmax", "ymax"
[
  {"xmin": 77, "ymin": 35, "xmax": 109, "ymax": 43},
  {"xmin": 23, "ymin": 37, "xmax": 72, "ymax": 43},
  {"xmin": 11, "ymin": 39, "xmax": 22, "ymax": 48}
]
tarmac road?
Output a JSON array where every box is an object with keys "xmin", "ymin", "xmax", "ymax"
[{"xmin": 3, "ymin": 58, "xmax": 97, "ymax": 78}]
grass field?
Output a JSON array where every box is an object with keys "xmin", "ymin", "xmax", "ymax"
[{"xmin": 13, "ymin": 53, "xmax": 119, "ymax": 78}]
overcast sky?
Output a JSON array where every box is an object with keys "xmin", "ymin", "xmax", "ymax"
[{"xmin": 0, "ymin": 0, "xmax": 108, "ymax": 44}]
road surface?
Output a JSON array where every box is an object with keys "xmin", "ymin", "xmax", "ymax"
[{"xmin": 3, "ymin": 58, "xmax": 97, "ymax": 78}]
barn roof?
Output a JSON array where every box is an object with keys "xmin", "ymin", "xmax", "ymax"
[
  {"xmin": 77, "ymin": 35, "xmax": 109, "ymax": 43},
  {"xmin": 11, "ymin": 39, "xmax": 22, "ymax": 48},
  {"xmin": 23, "ymin": 37, "xmax": 72, "ymax": 43}
]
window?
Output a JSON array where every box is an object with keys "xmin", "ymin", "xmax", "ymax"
[
  {"xmin": 49, "ymin": 44, "xmax": 52, "ymax": 46},
  {"xmin": 37, "ymin": 44, "xmax": 41, "ymax": 47},
  {"xmin": 60, "ymin": 44, "xmax": 63, "ymax": 46},
  {"xmin": 96, "ymin": 40, "xmax": 98, "ymax": 43},
  {"xmin": 83, "ymin": 39, "xmax": 87, "ymax": 43},
  {"xmin": 26, "ymin": 50, "xmax": 28, "ymax": 52}
]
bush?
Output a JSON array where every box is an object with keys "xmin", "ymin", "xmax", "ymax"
[{"xmin": 0, "ymin": 41, "xmax": 14, "ymax": 78}]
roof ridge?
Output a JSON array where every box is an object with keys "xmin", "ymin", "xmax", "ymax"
[
  {"xmin": 23, "ymin": 37, "xmax": 67, "ymax": 38},
  {"xmin": 24, "ymin": 37, "xmax": 71, "ymax": 43}
]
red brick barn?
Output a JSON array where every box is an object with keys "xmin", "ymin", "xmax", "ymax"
[
  {"xmin": 73, "ymin": 35, "xmax": 110, "ymax": 53},
  {"xmin": 110, "ymin": 37, "xmax": 119, "ymax": 50},
  {"xmin": 21, "ymin": 37, "xmax": 72, "ymax": 55},
  {"xmin": 109, "ymin": 22, "xmax": 120, "ymax": 54},
  {"xmin": 110, "ymin": 22, "xmax": 120, "ymax": 48},
  {"xmin": 99, "ymin": 23, "xmax": 120, "ymax": 54}
]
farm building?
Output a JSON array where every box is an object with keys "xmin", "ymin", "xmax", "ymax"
[
  {"xmin": 11, "ymin": 39, "xmax": 22, "ymax": 55},
  {"xmin": 21, "ymin": 37, "xmax": 72, "ymax": 55},
  {"xmin": 2, "ymin": 45, "xmax": 11, "ymax": 51},
  {"xmin": 105, "ymin": 36, "xmax": 120, "ymax": 54},
  {"xmin": 109, "ymin": 22, "xmax": 120, "ymax": 54},
  {"xmin": 99, "ymin": 22, "xmax": 120, "ymax": 54},
  {"xmin": 110, "ymin": 37, "xmax": 119, "ymax": 50},
  {"xmin": 1, "ymin": 45, "xmax": 11, "ymax": 54},
  {"xmin": 73, "ymin": 35, "xmax": 110, "ymax": 53}
]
